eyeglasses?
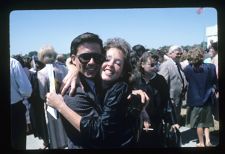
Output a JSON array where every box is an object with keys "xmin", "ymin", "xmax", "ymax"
[
  {"xmin": 176, "ymin": 52, "xmax": 183, "ymax": 56},
  {"xmin": 145, "ymin": 63, "xmax": 156, "ymax": 67},
  {"xmin": 150, "ymin": 63, "xmax": 156, "ymax": 67},
  {"xmin": 78, "ymin": 52, "xmax": 105, "ymax": 64}
]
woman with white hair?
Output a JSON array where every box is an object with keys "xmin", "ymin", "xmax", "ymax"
[{"xmin": 37, "ymin": 45, "xmax": 68, "ymax": 149}]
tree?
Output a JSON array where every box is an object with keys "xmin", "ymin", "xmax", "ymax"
[{"xmin": 28, "ymin": 51, "xmax": 38, "ymax": 57}]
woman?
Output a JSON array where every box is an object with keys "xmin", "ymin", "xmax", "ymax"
[
  {"xmin": 184, "ymin": 48, "xmax": 217, "ymax": 147},
  {"xmin": 129, "ymin": 52, "xmax": 180, "ymax": 147},
  {"xmin": 46, "ymin": 38, "xmax": 148, "ymax": 148},
  {"xmin": 37, "ymin": 45, "xmax": 68, "ymax": 149}
]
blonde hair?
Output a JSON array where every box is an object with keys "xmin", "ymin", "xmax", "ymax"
[
  {"xmin": 187, "ymin": 47, "xmax": 204, "ymax": 65},
  {"xmin": 38, "ymin": 45, "xmax": 57, "ymax": 64}
]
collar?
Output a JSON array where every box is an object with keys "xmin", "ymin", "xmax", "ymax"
[{"xmin": 142, "ymin": 72, "xmax": 157, "ymax": 84}]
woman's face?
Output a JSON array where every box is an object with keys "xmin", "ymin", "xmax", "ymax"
[
  {"xmin": 208, "ymin": 48, "xmax": 217, "ymax": 58},
  {"xmin": 141, "ymin": 57, "xmax": 157, "ymax": 74},
  {"xmin": 101, "ymin": 48, "xmax": 125, "ymax": 82}
]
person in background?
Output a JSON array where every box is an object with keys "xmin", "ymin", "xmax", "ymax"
[
  {"xmin": 208, "ymin": 42, "xmax": 218, "ymax": 79},
  {"xmin": 37, "ymin": 45, "xmax": 68, "ymax": 149},
  {"xmin": 203, "ymin": 42, "xmax": 219, "ymax": 121},
  {"xmin": 180, "ymin": 49, "xmax": 190, "ymax": 70},
  {"xmin": 132, "ymin": 44, "xmax": 148, "ymax": 58},
  {"xmin": 156, "ymin": 48, "xmax": 171, "ymax": 65},
  {"xmin": 28, "ymin": 55, "xmax": 49, "ymax": 149},
  {"xmin": 158, "ymin": 45, "xmax": 187, "ymax": 126},
  {"xmin": 129, "ymin": 52, "xmax": 179, "ymax": 147},
  {"xmin": 12, "ymin": 55, "xmax": 33, "ymax": 135},
  {"xmin": 10, "ymin": 57, "xmax": 32, "ymax": 149},
  {"xmin": 183, "ymin": 48, "xmax": 216, "ymax": 147},
  {"xmin": 46, "ymin": 33, "xmax": 149, "ymax": 148},
  {"xmin": 56, "ymin": 54, "xmax": 67, "ymax": 66},
  {"xmin": 128, "ymin": 49, "xmax": 139, "ymax": 71}
]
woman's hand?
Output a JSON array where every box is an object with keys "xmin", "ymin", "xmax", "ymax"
[
  {"xmin": 60, "ymin": 57, "xmax": 80, "ymax": 96},
  {"xmin": 46, "ymin": 92, "xmax": 65, "ymax": 110},
  {"xmin": 127, "ymin": 89, "xmax": 150, "ymax": 104}
]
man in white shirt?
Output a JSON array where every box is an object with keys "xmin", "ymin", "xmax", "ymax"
[{"xmin": 10, "ymin": 57, "xmax": 32, "ymax": 149}]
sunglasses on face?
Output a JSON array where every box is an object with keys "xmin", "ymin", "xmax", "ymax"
[{"xmin": 77, "ymin": 52, "xmax": 105, "ymax": 64}]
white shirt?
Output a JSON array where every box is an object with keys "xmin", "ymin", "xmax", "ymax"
[{"xmin": 10, "ymin": 58, "xmax": 32, "ymax": 104}]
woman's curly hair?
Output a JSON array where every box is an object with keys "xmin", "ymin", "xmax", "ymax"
[{"xmin": 187, "ymin": 47, "xmax": 204, "ymax": 66}]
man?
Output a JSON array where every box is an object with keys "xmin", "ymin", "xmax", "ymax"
[
  {"xmin": 52, "ymin": 32, "xmax": 105, "ymax": 148},
  {"xmin": 10, "ymin": 57, "xmax": 32, "ymax": 149},
  {"xmin": 158, "ymin": 45, "xmax": 187, "ymax": 125}
]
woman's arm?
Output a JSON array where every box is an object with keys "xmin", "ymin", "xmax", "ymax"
[{"xmin": 60, "ymin": 57, "xmax": 80, "ymax": 96}]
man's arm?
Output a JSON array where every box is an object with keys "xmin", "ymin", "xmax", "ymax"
[{"xmin": 46, "ymin": 92, "xmax": 81, "ymax": 131}]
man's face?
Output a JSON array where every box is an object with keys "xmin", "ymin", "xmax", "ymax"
[
  {"xmin": 71, "ymin": 42, "xmax": 103, "ymax": 79},
  {"xmin": 169, "ymin": 50, "xmax": 182, "ymax": 63}
]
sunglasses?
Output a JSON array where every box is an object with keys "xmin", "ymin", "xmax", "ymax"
[
  {"xmin": 150, "ymin": 63, "xmax": 156, "ymax": 67},
  {"xmin": 145, "ymin": 63, "xmax": 156, "ymax": 67},
  {"xmin": 78, "ymin": 52, "xmax": 105, "ymax": 64},
  {"xmin": 176, "ymin": 52, "xmax": 183, "ymax": 56}
]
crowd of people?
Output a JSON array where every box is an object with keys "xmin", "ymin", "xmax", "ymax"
[{"xmin": 10, "ymin": 32, "xmax": 219, "ymax": 149}]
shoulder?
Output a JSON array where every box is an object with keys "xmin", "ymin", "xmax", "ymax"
[
  {"xmin": 105, "ymin": 81, "xmax": 129, "ymax": 99},
  {"xmin": 10, "ymin": 58, "xmax": 21, "ymax": 69},
  {"xmin": 54, "ymin": 62, "xmax": 68, "ymax": 70},
  {"xmin": 156, "ymin": 73, "xmax": 166, "ymax": 80},
  {"xmin": 183, "ymin": 64, "xmax": 192, "ymax": 71},
  {"xmin": 160, "ymin": 59, "xmax": 174, "ymax": 69},
  {"xmin": 111, "ymin": 81, "xmax": 128, "ymax": 93},
  {"xmin": 202, "ymin": 63, "xmax": 215, "ymax": 71},
  {"xmin": 204, "ymin": 63, "xmax": 216, "ymax": 73},
  {"xmin": 205, "ymin": 63, "xmax": 216, "ymax": 68},
  {"xmin": 38, "ymin": 66, "xmax": 47, "ymax": 74}
]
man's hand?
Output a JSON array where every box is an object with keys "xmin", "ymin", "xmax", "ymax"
[{"xmin": 46, "ymin": 92, "xmax": 64, "ymax": 109}]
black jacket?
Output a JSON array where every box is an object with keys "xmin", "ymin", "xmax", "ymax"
[
  {"xmin": 62, "ymin": 75, "xmax": 141, "ymax": 149},
  {"xmin": 131, "ymin": 74, "xmax": 177, "ymax": 130}
]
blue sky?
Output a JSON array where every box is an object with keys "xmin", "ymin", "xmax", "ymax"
[{"xmin": 10, "ymin": 7, "xmax": 217, "ymax": 55}]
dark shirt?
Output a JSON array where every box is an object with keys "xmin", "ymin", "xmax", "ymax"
[
  {"xmin": 183, "ymin": 63, "xmax": 217, "ymax": 107},
  {"xmin": 132, "ymin": 74, "xmax": 170, "ymax": 127}
]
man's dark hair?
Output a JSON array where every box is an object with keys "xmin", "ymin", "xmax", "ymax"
[{"xmin": 70, "ymin": 32, "xmax": 103, "ymax": 56}]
